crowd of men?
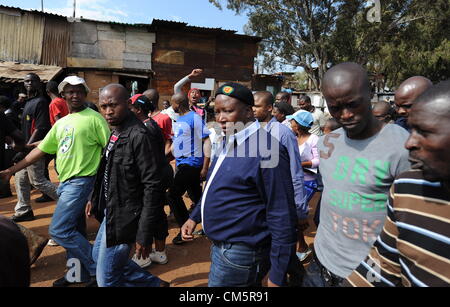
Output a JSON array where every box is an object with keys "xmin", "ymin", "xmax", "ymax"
[{"xmin": 0, "ymin": 62, "xmax": 448, "ymax": 287}]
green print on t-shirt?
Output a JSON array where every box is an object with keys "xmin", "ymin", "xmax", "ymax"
[
  {"xmin": 329, "ymin": 189, "xmax": 387, "ymax": 212},
  {"xmin": 332, "ymin": 155, "xmax": 390, "ymax": 186},
  {"xmin": 329, "ymin": 155, "xmax": 391, "ymax": 212}
]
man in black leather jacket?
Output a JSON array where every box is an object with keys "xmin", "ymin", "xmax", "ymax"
[{"xmin": 87, "ymin": 84, "xmax": 169, "ymax": 287}]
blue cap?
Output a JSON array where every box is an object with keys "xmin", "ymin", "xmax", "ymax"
[{"xmin": 286, "ymin": 110, "xmax": 314, "ymax": 128}]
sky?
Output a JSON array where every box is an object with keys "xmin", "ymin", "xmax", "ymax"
[{"xmin": 0, "ymin": 0, "xmax": 249, "ymax": 33}]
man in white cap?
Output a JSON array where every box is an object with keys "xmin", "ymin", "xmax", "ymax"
[{"xmin": 0, "ymin": 76, "xmax": 111, "ymax": 287}]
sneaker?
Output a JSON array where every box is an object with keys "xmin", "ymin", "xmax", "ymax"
[
  {"xmin": 149, "ymin": 249, "xmax": 168, "ymax": 264},
  {"xmin": 172, "ymin": 232, "xmax": 186, "ymax": 245},
  {"xmin": 132, "ymin": 254, "xmax": 152, "ymax": 269},
  {"xmin": 35, "ymin": 194, "xmax": 53, "ymax": 203},
  {"xmin": 296, "ymin": 248, "xmax": 312, "ymax": 262},
  {"xmin": 11, "ymin": 211, "xmax": 35, "ymax": 222},
  {"xmin": 47, "ymin": 239, "xmax": 59, "ymax": 246}
]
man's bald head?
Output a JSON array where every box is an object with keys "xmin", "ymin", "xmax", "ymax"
[
  {"xmin": 100, "ymin": 84, "xmax": 129, "ymax": 102},
  {"xmin": 254, "ymin": 91, "xmax": 274, "ymax": 107},
  {"xmin": 406, "ymin": 80, "xmax": 450, "ymax": 183},
  {"xmin": 322, "ymin": 62, "xmax": 370, "ymax": 99},
  {"xmin": 171, "ymin": 92, "xmax": 189, "ymax": 113},
  {"xmin": 321, "ymin": 63, "xmax": 378, "ymax": 139},
  {"xmin": 372, "ymin": 101, "xmax": 393, "ymax": 123},
  {"xmin": 394, "ymin": 76, "xmax": 432, "ymax": 118},
  {"xmin": 99, "ymin": 84, "xmax": 130, "ymax": 127},
  {"xmin": 143, "ymin": 89, "xmax": 159, "ymax": 102}
]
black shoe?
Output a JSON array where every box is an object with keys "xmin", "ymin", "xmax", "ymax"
[
  {"xmin": 53, "ymin": 276, "xmax": 77, "ymax": 287},
  {"xmin": 172, "ymin": 232, "xmax": 186, "ymax": 245},
  {"xmin": 53, "ymin": 276, "xmax": 96, "ymax": 287},
  {"xmin": 35, "ymin": 194, "xmax": 53, "ymax": 203},
  {"xmin": 85, "ymin": 277, "xmax": 98, "ymax": 287},
  {"xmin": 12, "ymin": 211, "xmax": 35, "ymax": 222}
]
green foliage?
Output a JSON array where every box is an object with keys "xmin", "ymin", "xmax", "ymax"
[{"xmin": 210, "ymin": 0, "xmax": 450, "ymax": 90}]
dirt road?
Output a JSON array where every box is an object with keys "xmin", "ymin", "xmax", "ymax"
[{"xmin": 0, "ymin": 167, "xmax": 318, "ymax": 287}]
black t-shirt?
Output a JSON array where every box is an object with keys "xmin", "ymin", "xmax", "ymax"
[
  {"xmin": 0, "ymin": 113, "xmax": 17, "ymax": 170},
  {"xmin": 143, "ymin": 118, "xmax": 166, "ymax": 163},
  {"xmin": 21, "ymin": 96, "xmax": 50, "ymax": 143}
]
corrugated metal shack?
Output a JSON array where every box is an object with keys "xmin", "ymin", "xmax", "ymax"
[
  {"xmin": 0, "ymin": 6, "xmax": 261, "ymax": 104},
  {"xmin": 0, "ymin": 5, "xmax": 155, "ymax": 103}
]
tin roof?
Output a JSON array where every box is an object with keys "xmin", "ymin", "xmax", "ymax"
[
  {"xmin": 0, "ymin": 61, "xmax": 62, "ymax": 83},
  {"xmin": 0, "ymin": 5, "xmax": 261, "ymax": 40}
]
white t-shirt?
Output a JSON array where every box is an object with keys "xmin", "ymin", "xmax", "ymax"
[{"xmin": 309, "ymin": 107, "xmax": 327, "ymax": 136}]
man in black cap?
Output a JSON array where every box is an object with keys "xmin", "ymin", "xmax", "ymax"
[{"xmin": 181, "ymin": 83, "xmax": 298, "ymax": 287}]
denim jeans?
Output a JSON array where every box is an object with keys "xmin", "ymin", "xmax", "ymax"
[
  {"xmin": 14, "ymin": 157, "xmax": 58, "ymax": 216},
  {"xmin": 49, "ymin": 176, "xmax": 96, "ymax": 282},
  {"xmin": 92, "ymin": 218, "xmax": 161, "ymax": 287},
  {"xmin": 208, "ymin": 242, "xmax": 270, "ymax": 287},
  {"xmin": 302, "ymin": 254, "xmax": 344, "ymax": 287}
]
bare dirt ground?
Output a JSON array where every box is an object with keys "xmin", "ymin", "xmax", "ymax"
[{"xmin": 0, "ymin": 164, "xmax": 319, "ymax": 287}]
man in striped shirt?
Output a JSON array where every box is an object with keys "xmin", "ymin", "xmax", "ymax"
[{"xmin": 346, "ymin": 80, "xmax": 450, "ymax": 287}]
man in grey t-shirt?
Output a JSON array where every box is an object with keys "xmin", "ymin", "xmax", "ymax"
[{"xmin": 302, "ymin": 62, "xmax": 410, "ymax": 287}]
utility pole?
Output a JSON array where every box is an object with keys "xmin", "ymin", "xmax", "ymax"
[
  {"xmin": 41, "ymin": 0, "xmax": 43, "ymax": 12},
  {"xmin": 73, "ymin": 0, "xmax": 76, "ymax": 18}
]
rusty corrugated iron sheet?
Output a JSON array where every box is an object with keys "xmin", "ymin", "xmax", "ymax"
[
  {"xmin": 0, "ymin": 61, "xmax": 62, "ymax": 83},
  {"xmin": 41, "ymin": 17, "xmax": 70, "ymax": 67},
  {"xmin": 0, "ymin": 11, "xmax": 45, "ymax": 64}
]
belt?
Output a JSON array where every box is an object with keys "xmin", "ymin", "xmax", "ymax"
[
  {"xmin": 63, "ymin": 175, "xmax": 95, "ymax": 183},
  {"xmin": 313, "ymin": 251, "xmax": 344, "ymax": 286}
]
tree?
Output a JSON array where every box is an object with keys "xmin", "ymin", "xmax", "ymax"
[
  {"xmin": 210, "ymin": 0, "xmax": 449, "ymax": 90},
  {"xmin": 211, "ymin": 0, "xmax": 344, "ymax": 90}
]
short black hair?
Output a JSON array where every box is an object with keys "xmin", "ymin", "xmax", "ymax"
[
  {"xmin": 298, "ymin": 94, "xmax": 311, "ymax": 104},
  {"xmin": 25, "ymin": 73, "xmax": 41, "ymax": 82},
  {"xmin": 46, "ymin": 81, "xmax": 59, "ymax": 95},
  {"xmin": 133, "ymin": 95, "xmax": 154, "ymax": 114},
  {"xmin": 274, "ymin": 101, "xmax": 294, "ymax": 116}
]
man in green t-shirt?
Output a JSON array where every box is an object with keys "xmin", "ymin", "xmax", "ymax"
[{"xmin": 0, "ymin": 76, "xmax": 110, "ymax": 287}]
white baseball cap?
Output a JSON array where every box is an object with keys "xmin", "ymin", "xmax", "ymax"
[{"xmin": 58, "ymin": 76, "xmax": 90, "ymax": 94}]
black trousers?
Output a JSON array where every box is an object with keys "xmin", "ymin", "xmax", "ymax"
[
  {"xmin": 167, "ymin": 164, "xmax": 202, "ymax": 228},
  {"xmin": 153, "ymin": 164, "xmax": 174, "ymax": 241}
]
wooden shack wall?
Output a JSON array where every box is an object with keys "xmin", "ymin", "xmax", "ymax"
[{"xmin": 152, "ymin": 29, "xmax": 258, "ymax": 101}]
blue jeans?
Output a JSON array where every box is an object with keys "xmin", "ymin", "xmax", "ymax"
[
  {"xmin": 49, "ymin": 176, "xmax": 96, "ymax": 282},
  {"xmin": 208, "ymin": 242, "xmax": 270, "ymax": 287},
  {"xmin": 92, "ymin": 218, "xmax": 161, "ymax": 287},
  {"xmin": 302, "ymin": 255, "xmax": 344, "ymax": 287}
]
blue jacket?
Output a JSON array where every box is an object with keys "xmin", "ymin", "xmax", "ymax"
[{"xmin": 190, "ymin": 121, "xmax": 297, "ymax": 286}]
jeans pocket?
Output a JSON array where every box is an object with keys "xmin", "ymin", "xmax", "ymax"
[{"xmin": 221, "ymin": 245, "xmax": 255, "ymax": 270}]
